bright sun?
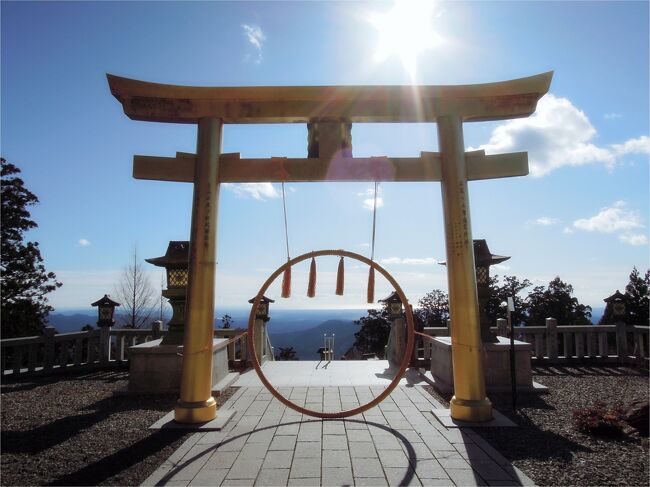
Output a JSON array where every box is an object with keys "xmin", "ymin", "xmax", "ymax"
[{"xmin": 368, "ymin": 0, "xmax": 442, "ymax": 81}]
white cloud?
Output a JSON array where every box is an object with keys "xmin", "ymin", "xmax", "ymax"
[
  {"xmin": 77, "ymin": 239, "xmax": 91, "ymax": 247},
  {"xmin": 572, "ymin": 201, "xmax": 647, "ymax": 246},
  {"xmin": 573, "ymin": 201, "xmax": 642, "ymax": 233},
  {"xmin": 242, "ymin": 24, "xmax": 265, "ymax": 64},
  {"xmin": 604, "ymin": 113, "xmax": 622, "ymax": 120},
  {"xmin": 618, "ymin": 234, "xmax": 648, "ymax": 246},
  {"xmin": 531, "ymin": 217, "xmax": 560, "ymax": 226},
  {"xmin": 224, "ymin": 183, "xmax": 280, "ymax": 200},
  {"xmin": 359, "ymin": 186, "xmax": 384, "ymax": 210},
  {"xmin": 563, "ymin": 227, "xmax": 574, "ymax": 234},
  {"xmin": 380, "ymin": 257, "xmax": 438, "ymax": 265},
  {"xmin": 470, "ymin": 94, "xmax": 650, "ymax": 177}
]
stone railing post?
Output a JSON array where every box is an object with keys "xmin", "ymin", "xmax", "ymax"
[
  {"xmin": 99, "ymin": 325, "xmax": 111, "ymax": 364},
  {"xmin": 615, "ymin": 320, "xmax": 628, "ymax": 363},
  {"xmin": 43, "ymin": 326, "xmax": 56, "ymax": 371},
  {"xmin": 152, "ymin": 320, "xmax": 162, "ymax": 340},
  {"xmin": 496, "ymin": 318, "xmax": 508, "ymax": 338},
  {"xmin": 446, "ymin": 319, "xmax": 452, "ymax": 336},
  {"xmin": 546, "ymin": 318, "xmax": 558, "ymax": 361}
]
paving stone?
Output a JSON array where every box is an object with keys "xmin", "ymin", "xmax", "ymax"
[
  {"xmin": 262, "ymin": 450, "xmax": 294, "ymax": 469},
  {"xmin": 215, "ymin": 435, "xmax": 248, "ymax": 452},
  {"xmin": 226, "ymin": 456, "xmax": 263, "ymax": 479},
  {"xmin": 289, "ymin": 457, "xmax": 321, "ymax": 478},
  {"xmin": 373, "ymin": 434, "xmax": 403, "ymax": 450},
  {"xmin": 404, "ymin": 442, "xmax": 434, "ymax": 459},
  {"xmin": 346, "ymin": 429, "xmax": 372, "ymax": 442},
  {"xmin": 323, "ymin": 421, "xmax": 346, "ymax": 435},
  {"xmin": 288, "ymin": 477, "xmax": 320, "ymax": 486},
  {"xmin": 294, "ymin": 441, "xmax": 322, "ymax": 458},
  {"xmin": 166, "ymin": 459, "xmax": 207, "ymax": 482},
  {"xmin": 188, "ymin": 468, "xmax": 228, "ymax": 486},
  {"xmin": 455, "ymin": 443, "xmax": 492, "ymax": 462},
  {"xmin": 384, "ymin": 466, "xmax": 422, "ymax": 486},
  {"xmin": 222, "ymin": 479, "xmax": 256, "ymax": 486},
  {"xmin": 204, "ymin": 451, "xmax": 239, "ymax": 469},
  {"xmin": 378, "ymin": 448, "xmax": 411, "ymax": 467},
  {"xmin": 322, "ymin": 467, "xmax": 354, "ymax": 486},
  {"xmin": 351, "ymin": 457, "xmax": 383, "ymax": 477},
  {"xmin": 445, "ymin": 468, "xmax": 488, "ymax": 486},
  {"xmin": 412, "ymin": 459, "xmax": 449, "ymax": 479},
  {"xmin": 276, "ymin": 422, "xmax": 300, "ymax": 435},
  {"xmin": 240, "ymin": 442, "xmax": 271, "ymax": 459},
  {"xmin": 269, "ymin": 435, "xmax": 298, "ymax": 451},
  {"xmin": 437, "ymin": 457, "xmax": 469, "ymax": 469},
  {"xmin": 470, "ymin": 460, "xmax": 514, "ymax": 481},
  {"xmin": 322, "ymin": 449, "xmax": 352, "ymax": 468},
  {"xmin": 298, "ymin": 421, "xmax": 322, "ymax": 441},
  {"xmin": 256, "ymin": 467, "xmax": 290, "ymax": 486},
  {"xmin": 344, "ymin": 420, "xmax": 369, "ymax": 430},
  {"xmin": 418, "ymin": 479, "xmax": 455, "ymax": 486},
  {"xmin": 196, "ymin": 431, "xmax": 228, "ymax": 445},
  {"xmin": 354, "ymin": 477, "xmax": 388, "ymax": 486},
  {"xmin": 141, "ymin": 464, "xmax": 173, "ymax": 486},
  {"xmin": 348, "ymin": 441, "xmax": 377, "ymax": 458},
  {"xmin": 323, "ymin": 434, "xmax": 348, "ymax": 450},
  {"xmin": 166, "ymin": 434, "xmax": 202, "ymax": 465}
]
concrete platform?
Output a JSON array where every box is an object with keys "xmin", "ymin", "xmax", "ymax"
[
  {"xmin": 431, "ymin": 408, "xmax": 518, "ymax": 428},
  {"xmin": 234, "ymin": 360, "xmax": 434, "ymax": 387},
  {"xmin": 142, "ymin": 384, "xmax": 536, "ymax": 486}
]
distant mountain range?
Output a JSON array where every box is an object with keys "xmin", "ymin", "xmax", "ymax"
[{"xmin": 268, "ymin": 319, "xmax": 358, "ymax": 361}]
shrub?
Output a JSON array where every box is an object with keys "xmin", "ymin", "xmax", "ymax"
[{"xmin": 572, "ymin": 402, "xmax": 626, "ymax": 437}]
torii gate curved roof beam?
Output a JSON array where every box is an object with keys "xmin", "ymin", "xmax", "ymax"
[{"xmin": 107, "ymin": 72, "xmax": 552, "ymax": 124}]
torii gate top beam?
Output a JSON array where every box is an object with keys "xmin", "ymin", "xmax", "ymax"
[{"xmin": 107, "ymin": 72, "xmax": 552, "ymax": 124}]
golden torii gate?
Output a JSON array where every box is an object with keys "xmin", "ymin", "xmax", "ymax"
[{"xmin": 108, "ymin": 72, "xmax": 552, "ymax": 424}]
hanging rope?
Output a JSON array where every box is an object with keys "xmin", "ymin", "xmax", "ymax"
[
  {"xmin": 281, "ymin": 183, "xmax": 291, "ymax": 298},
  {"xmin": 367, "ymin": 181, "xmax": 378, "ymax": 303}
]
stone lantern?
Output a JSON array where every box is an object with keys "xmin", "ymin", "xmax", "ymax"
[
  {"xmin": 473, "ymin": 240, "xmax": 510, "ymax": 343},
  {"xmin": 604, "ymin": 290, "xmax": 627, "ymax": 319},
  {"xmin": 380, "ymin": 291, "xmax": 404, "ymax": 319},
  {"xmin": 440, "ymin": 239, "xmax": 509, "ymax": 343},
  {"xmin": 91, "ymin": 294, "xmax": 120, "ymax": 327},
  {"xmin": 380, "ymin": 291, "xmax": 405, "ymax": 366},
  {"xmin": 146, "ymin": 241, "xmax": 189, "ymax": 346},
  {"xmin": 248, "ymin": 295, "xmax": 274, "ymax": 362}
]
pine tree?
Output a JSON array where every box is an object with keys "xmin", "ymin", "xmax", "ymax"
[
  {"xmin": 525, "ymin": 276, "xmax": 592, "ymax": 326},
  {"xmin": 353, "ymin": 307, "xmax": 391, "ymax": 358},
  {"xmin": 1, "ymin": 158, "xmax": 62, "ymax": 338},
  {"xmin": 625, "ymin": 267, "xmax": 649, "ymax": 326},
  {"xmin": 416, "ymin": 289, "xmax": 449, "ymax": 327}
]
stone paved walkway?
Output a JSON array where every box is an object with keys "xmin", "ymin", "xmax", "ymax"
[{"xmin": 143, "ymin": 385, "xmax": 534, "ymax": 486}]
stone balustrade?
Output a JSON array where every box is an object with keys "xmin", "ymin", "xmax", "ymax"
[
  {"xmin": 412, "ymin": 319, "xmax": 649, "ymax": 367},
  {"xmin": 1, "ymin": 323, "xmax": 266, "ymax": 377}
]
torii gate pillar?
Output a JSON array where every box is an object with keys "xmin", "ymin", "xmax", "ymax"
[
  {"xmin": 438, "ymin": 115, "xmax": 491, "ymax": 421},
  {"xmin": 174, "ymin": 117, "xmax": 223, "ymax": 423}
]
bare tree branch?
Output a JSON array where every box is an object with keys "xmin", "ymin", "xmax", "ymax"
[{"xmin": 113, "ymin": 247, "xmax": 156, "ymax": 328}]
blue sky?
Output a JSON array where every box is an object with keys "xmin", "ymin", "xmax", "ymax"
[{"xmin": 2, "ymin": 1, "xmax": 648, "ymax": 314}]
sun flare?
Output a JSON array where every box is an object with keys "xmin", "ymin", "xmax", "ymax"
[{"xmin": 368, "ymin": 0, "xmax": 442, "ymax": 81}]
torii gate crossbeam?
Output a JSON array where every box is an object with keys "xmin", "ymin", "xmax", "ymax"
[{"xmin": 108, "ymin": 72, "xmax": 552, "ymax": 424}]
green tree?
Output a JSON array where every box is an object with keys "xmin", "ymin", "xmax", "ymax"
[
  {"xmin": 487, "ymin": 275, "xmax": 532, "ymax": 325},
  {"xmin": 275, "ymin": 346, "xmax": 298, "ymax": 361},
  {"xmin": 525, "ymin": 276, "xmax": 592, "ymax": 326},
  {"xmin": 221, "ymin": 314, "xmax": 233, "ymax": 329},
  {"xmin": 416, "ymin": 289, "xmax": 449, "ymax": 327},
  {"xmin": 625, "ymin": 267, "xmax": 649, "ymax": 326},
  {"xmin": 353, "ymin": 307, "xmax": 391, "ymax": 358},
  {"xmin": 1, "ymin": 158, "xmax": 62, "ymax": 338}
]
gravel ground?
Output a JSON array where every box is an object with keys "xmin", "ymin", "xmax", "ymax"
[
  {"xmin": 424, "ymin": 365, "xmax": 649, "ymax": 487},
  {"xmin": 0, "ymin": 369, "xmax": 237, "ymax": 486}
]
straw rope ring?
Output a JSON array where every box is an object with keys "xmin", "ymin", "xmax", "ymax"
[{"xmin": 247, "ymin": 249, "xmax": 414, "ymax": 419}]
